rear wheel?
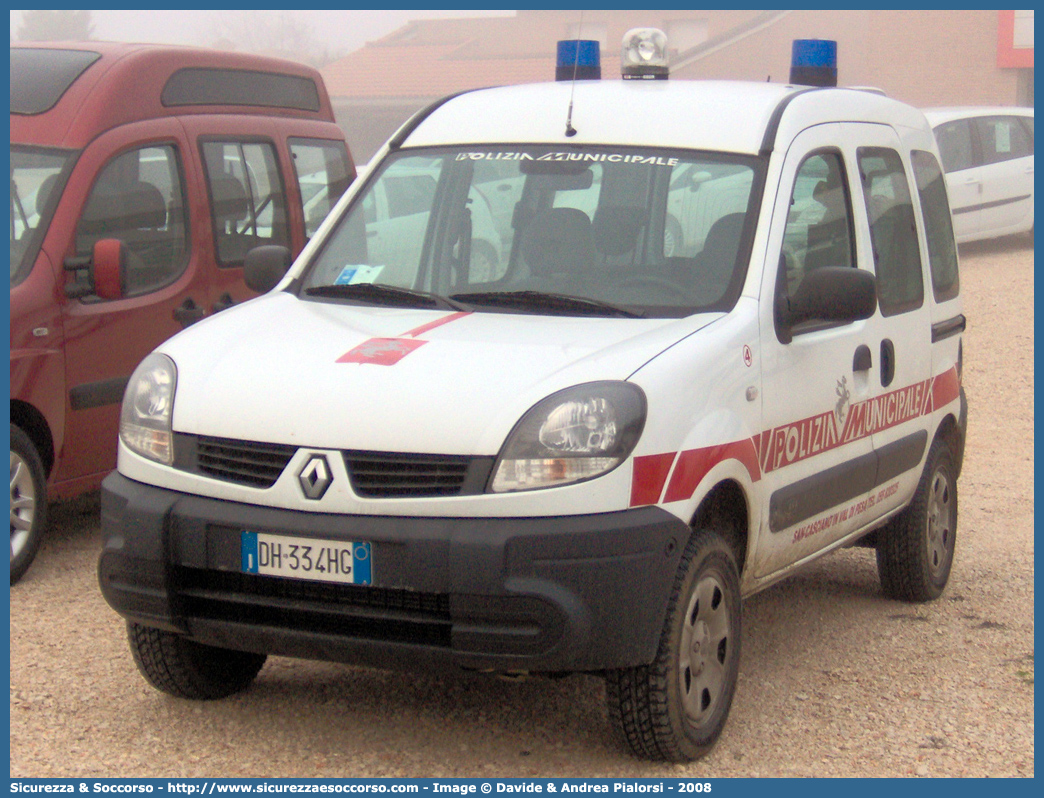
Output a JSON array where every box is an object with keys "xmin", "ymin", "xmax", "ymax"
[
  {"xmin": 10, "ymin": 424, "xmax": 47, "ymax": 584},
  {"xmin": 876, "ymin": 438, "xmax": 958, "ymax": 602},
  {"xmin": 128, "ymin": 622, "xmax": 267, "ymax": 700},
  {"xmin": 606, "ymin": 530, "xmax": 741, "ymax": 761}
]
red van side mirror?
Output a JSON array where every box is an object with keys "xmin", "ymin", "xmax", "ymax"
[{"xmin": 92, "ymin": 238, "xmax": 127, "ymax": 300}]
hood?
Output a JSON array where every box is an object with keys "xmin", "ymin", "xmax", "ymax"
[{"xmin": 162, "ymin": 292, "xmax": 720, "ymax": 455}]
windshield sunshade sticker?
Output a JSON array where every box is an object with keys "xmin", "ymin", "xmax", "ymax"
[
  {"xmin": 334, "ymin": 264, "xmax": 384, "ymax": 285},
  {"xmin": 336, "ymin": 337, "xmax": 427, "ymax": 366},
  {"xmin": 456, "ymin": 151, "xmax": 680, "ymax": 166}
]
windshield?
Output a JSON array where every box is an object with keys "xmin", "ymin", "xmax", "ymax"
[
  {"xmin": 301, "ymin": 145, "xmax": 763, "ymax": 317},
  {"xmin": 10, "ymin": 145, "xmax": 75, "ymax": 286}
]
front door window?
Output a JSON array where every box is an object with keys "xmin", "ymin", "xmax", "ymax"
[{"xmin": 75, "ymin": 144, "xmax": 189, "ymax": 297}]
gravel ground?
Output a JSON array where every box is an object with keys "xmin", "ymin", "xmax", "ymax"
[{"xmin": 9, "ymin": 237, "xmax": 1034, "ymax": 779}]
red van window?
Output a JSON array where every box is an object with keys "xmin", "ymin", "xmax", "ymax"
[
  {"xmin": 74, "ymin": 144, "xmax": 189, "ymax": 297},
  {"xmin": 11, "ymin": 48, "xmax": 101, "ymax": 115},
  {"xmin": 11, "ymin": 145, "xmax": 74, "ymax": 285},
  {"xmin": 202, "ymin": 141, "xmax": 290, "ymax": 266},
  {"xmin": 289, "ymin": 138, "xmax": 352, "ymax": 239}
]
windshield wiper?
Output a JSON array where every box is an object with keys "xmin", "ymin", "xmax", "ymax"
[
  {"xmin": 305, "ymin": 282, "xmax": 471, "ymax": 312},
  {"xmin": 450, "ymin": 290, "xmax": 646, "ymax": 318}
]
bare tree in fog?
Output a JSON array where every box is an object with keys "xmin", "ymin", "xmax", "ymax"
[
  {"xmin": 17, "ymin": 9, "xmax": 95, "ymax": 41},
  {"xmin": 210, "ymin": 11, "xmax": 344, "ymax": 67}
]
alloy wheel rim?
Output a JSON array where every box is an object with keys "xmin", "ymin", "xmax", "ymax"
[
  {"xmin": 926, "ymin": 470, "xmax": 954, "ymax": 579},
  {"xmin": 679, "ymin": 572, "xmax": 731, "ymax": 723},
  {"xmin": 10, "ymin": 449, "xmax": 36, "ymax": 560},
  {"xmin": 664, "ymin": 227, "xmax": 678, "ymax": 258}
]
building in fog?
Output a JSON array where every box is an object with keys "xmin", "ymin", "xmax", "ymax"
[{"xmin": 321, "ymin": 9, "xmax": 1034, "ymax": 162}]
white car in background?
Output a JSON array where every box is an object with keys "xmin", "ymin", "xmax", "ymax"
[{"xmin": 923, "ymin": 107, "xmax": 1034, "ymax": 243}]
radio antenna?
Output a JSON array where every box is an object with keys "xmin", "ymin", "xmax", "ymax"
[{"xmin": 564, "ymin": 11, "xmax": 584, "ymax": 137}]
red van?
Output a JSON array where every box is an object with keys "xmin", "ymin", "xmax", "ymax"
[{"xmin": 10, "ymin": 42, "xmax": 355, "ymax": 582}]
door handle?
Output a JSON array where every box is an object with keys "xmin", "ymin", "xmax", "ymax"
[
  {"xmin": 880, "ymin": 339, "xmax": 896, "ymax": 387},
  {"xmin": 853, "ymin": 344, "xmax": 872, "ymax": 373},
  {"xmin": 212, "ymin": 293, "xmax": 235, "ymax": 314},
  {"xmin": 173, "ymin": 297, "xmax": 206, "ymax": 327}
]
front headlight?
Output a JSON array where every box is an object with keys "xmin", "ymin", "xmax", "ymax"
[
  {"xmin": 490, "ymin": 381, "xmax": 646, "ymax": 492},
  {"xmin": 119, "ymin": 353, "xmax": 177, "ymax": 465}
]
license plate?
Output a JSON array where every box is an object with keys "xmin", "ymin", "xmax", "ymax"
[{"xmin": 241, "ymin": 532, "xmax": 371, "ymax": 585}]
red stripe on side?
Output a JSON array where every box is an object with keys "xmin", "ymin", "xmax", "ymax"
[
  {"xmin": 663, "ymin": 439, "xmax": 761, "ymax": 504},
  {"xmin": 629, "ymin": 453, "xmax": 677, "ymax": 507},
  {"xmin": 403, "ymin": 311, "xmax": 471, "ymax": 338},
  {"xmin": 931, "ymin": 366, "xmax": 961, "ymax": 410}
]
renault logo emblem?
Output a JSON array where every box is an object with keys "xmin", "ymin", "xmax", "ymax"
[{"xmin": 298, "ymin": 455, "xmax": 332, "ymax": 500}]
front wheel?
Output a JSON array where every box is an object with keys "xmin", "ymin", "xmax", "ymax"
[
  {"xmin": 876, "ymin": 438, "xmax": 958, "ymax": 602},
  {"xmin": 606, "ymin": 530, "xmax": 741, "ymax": 762},
  {"xmin": 10, "ymin": 424, "xmax": 47, "ymax": 584},
  {"xmin": 128, "ymin": 622, "xmax": 267, "ymax": 700}
]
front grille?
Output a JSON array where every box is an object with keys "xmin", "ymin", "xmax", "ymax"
[
  {"xmin": 174, "ymin": 567, "xmax": 452, "ymax": 647},
  {"xmin": 196, "ymin": 436, "xmax": 297, "ymax": 488},
  {"xmin": 174, "ymin": 434, "xmax": 493, "ymax": 497},
  {"xmin": 345, "ymin": 452, "xmax": 492, "ymax": 498}
]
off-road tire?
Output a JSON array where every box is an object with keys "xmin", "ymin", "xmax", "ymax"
[
  {"xmin": 10, "ymin": 424, "xmax": 47, "ymax": 585},
  {"xmin": 876, "ymin": 438, "xmax": 958, "ymax": 602},
  {"xmin": 605, "ymin": 530, "xmax": 741, "ymax": 762},
  {"xmin": 128, "ymin": 622, "xmax": 267, "ymax": 700}
]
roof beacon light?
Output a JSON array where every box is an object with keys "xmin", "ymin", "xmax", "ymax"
[
  {"xmin": 621, "ymin": 28, "xmax": 669, "ymax": 80},
  {"xmin": 556, "ymin": 39, "xmax": 601, "ymax": 81},
  {"xmin": 790, "ymin": 39, "xmax": 837, "ymax": 87}
]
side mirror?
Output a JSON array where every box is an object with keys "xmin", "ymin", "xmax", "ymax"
[
  {"xmin": 244, "ymin": 245, "xmax": 292, "ymax": 294},
  {"xmin": 776, "ymin": 266, "xmax": 877, "ymax": 343},
  {"xmin": 92, "ymin": 239, "xmax": 128, "ymax": 300},
  {"xmin": 688, "ymin": 170, "xmax": 713, "ymax": 192}
]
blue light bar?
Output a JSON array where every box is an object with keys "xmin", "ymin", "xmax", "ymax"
[
  {"xmin": 790, "ymin": 39, "xmax": 837, "ymax": 87},
  {"xmin": 556, "ymin": 39, "xmax": 601, "ymax": 81}
]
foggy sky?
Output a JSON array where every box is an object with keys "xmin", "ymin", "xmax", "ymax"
[{"xmin": 8, "ymin": 10, "xmax": 516, "ymax": 53}]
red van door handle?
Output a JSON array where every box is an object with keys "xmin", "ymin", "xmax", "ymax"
[
  {"xmin": 212, "ymin": 293, "xmax": 235, "ymax": 314},
  {"xmin": 173, "ymin": 297, "xmax": 206, "ymax": 327}
]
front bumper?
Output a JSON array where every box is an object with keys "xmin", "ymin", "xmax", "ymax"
[{"xmin": 98, "ymin": 472, "xmax": 690, "ymax": 673}]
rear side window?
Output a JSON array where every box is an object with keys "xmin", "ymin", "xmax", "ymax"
[
  {"xmin": 911, "ymin": 150, "xmax": 959, "ymax": 303},
  {"xmin": 973, "ymin": 115, "xmax": 1034, "ymax": 164},
  {"xmin": 163, "ymin": 68, "xmax": 320, "ymax": 112},
  {"xmin": 202, "ymin": 141, "xmax": 290, "ymax": 267},
  {"xmin": 857, "ymin": 148, "xmax": 924, "ymax": 317},
  {"xmin": 75, "ymin": 145, "xmax": 189, "ymax": 297},
  {"xmin": 289, "ymin": 138, "xmax": 352, "ymax": 239},
  {"xmin": 10, "ymin": 48, "xmax": 100, "ymax": 115},
  {"xmin": 934, "ymin": 120, "xmax": 975, "ymax": 173}
]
